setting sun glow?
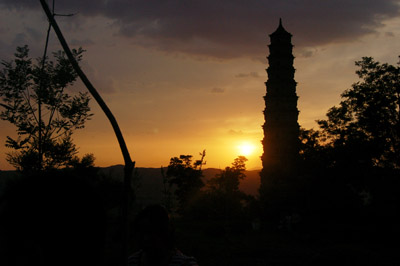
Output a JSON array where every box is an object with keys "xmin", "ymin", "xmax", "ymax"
[{"xmin": 237, "ymin": 142, "xmax": 256, "ymax": 156}]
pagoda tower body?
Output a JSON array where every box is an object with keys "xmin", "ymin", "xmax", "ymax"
[{"xmin": 260, "ymin": 19, "xmax": 300, "ymax": 192}]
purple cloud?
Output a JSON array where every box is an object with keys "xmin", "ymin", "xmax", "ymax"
[{"xmin": 1, "ymin": 0, "xmax": 399, "ymax": 59}]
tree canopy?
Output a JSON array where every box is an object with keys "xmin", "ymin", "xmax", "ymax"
[
  {"xmin": 317, "ymin": 56, "xmax": 400, "ymax": 169},
  {"xmin": 207, "ymin": 156, "xmax": 248, "ymax": 195},
  {"xmin": 163, "ymin": 150, "xmax": 206, "ymax": 213},
  {"xmin": 0, "ymin": 45, "xmax": 92, "ymax": 172}
]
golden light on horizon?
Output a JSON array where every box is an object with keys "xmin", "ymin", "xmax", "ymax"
[{"xmin": 237, "ymin": 141, "xmax": 256, "ymax": 157}]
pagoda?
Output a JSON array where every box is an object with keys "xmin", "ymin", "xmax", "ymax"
[{"xmin": 260, "ymin": 19, "xmax": 300, "ymax": 192}]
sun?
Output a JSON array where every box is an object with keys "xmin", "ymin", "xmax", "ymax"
[{"xmin": 237, "ymin": 142, "xmax": 256, "ymax": 156}]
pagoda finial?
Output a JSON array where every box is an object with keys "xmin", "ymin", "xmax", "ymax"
[{"xmin": 270, "ymin": 18, "xmax": 292, "ymax": 37}]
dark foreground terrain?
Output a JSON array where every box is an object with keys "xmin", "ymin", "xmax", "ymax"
[
  {"xmin": 173, "ymin": 219, "xmax": 400, "ymax": 266},
  {"xmin": 1, "ymin": 168, "xmax": 399, "ymax": 266}
]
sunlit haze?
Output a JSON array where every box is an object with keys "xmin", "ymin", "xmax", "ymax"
[{"xmin": 237, "ymin": 142, "xmax": 257, "ymax": 157}]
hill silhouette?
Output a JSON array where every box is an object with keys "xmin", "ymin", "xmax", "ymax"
[
  {"xmin": 98, "ymin": 165, "xmax": 260, "ymax": 206},
  {"xmin": 0, "ymin": 165, "xmax": 260, "ymax": 205}
]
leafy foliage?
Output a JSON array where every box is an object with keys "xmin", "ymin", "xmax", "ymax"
[
  {"xmin": 163, "ymin": 150, "xmax": 206, "ymax": 213},
  {"xmin": 0, "ymin": 45, "xmax": 92, "ymax": 171},
  {"xmin": 207, "ymin": 156, "xmax": 248, "ymax": 195},
  {"xmin": 317, "ymin": 56, "xmax": 400, "ymax": 169},
  {"xmin": 293, "ymin": 57, "xmax": 400, "ymax": 227},
  {"xmin": 202, "ymin": 156, "xmax": 251, "ymax": 219}
]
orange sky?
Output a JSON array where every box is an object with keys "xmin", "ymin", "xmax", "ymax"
[{"xmin": 1, "ymin": 1, "xmax": 400, "ymax": 170}]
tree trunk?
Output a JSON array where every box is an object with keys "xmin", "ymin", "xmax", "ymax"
[{"xmin": 39, "ymin": 1, "xmax": 135, "ymax": 265}]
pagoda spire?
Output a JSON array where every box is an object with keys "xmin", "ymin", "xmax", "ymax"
[{"xmin": 270, "ymin": 18, "xmax": 292, "ymax": 38}]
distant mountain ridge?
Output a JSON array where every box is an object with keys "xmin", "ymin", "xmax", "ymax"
[
  {"xmin": 99, "ymin": 165, "xmax": 260, "ymax": 197},
  {"xmin": 0, "ymin": 166, "xmax": 260, "ymax": 206}
]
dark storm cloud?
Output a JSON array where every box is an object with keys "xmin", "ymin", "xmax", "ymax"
[{"xmin": 2, "ymin": 0, "xmax": 399, "ymax": 59}]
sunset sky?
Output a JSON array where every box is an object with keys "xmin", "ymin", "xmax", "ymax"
[{"xmin": 0, "ymin": 0, "xmax": 399, "ymax": 171}]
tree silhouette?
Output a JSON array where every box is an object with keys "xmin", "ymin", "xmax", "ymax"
[
  {"xmin": 293, "ymin": 57, "xmax": 400, "ymax": 227},
  {"xmin": 193, "ymin": 156, "xmax": 252, "ymax": 219},
  {"xmin": 164, "ymin": 151, "xmax": 206, "ymax": 213},
  {"xmin": 0, "ymin": 46, "xmax": 92, "ymax": 172},
  {"xmin": 317, "ymin": 56, "xmax": 400, "ymax": 169},
  {"xmin": 207, "ymin": 156, "xmax": 248, "ymax": 195}
]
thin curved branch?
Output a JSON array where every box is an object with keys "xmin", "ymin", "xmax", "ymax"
[
  {"xmin": 39, "ymin": 2, "xmax": 134, "ymax": 265},
  {"xmin": 39, "ymin": 0, "xmax": 134, "ymax": 170}
]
